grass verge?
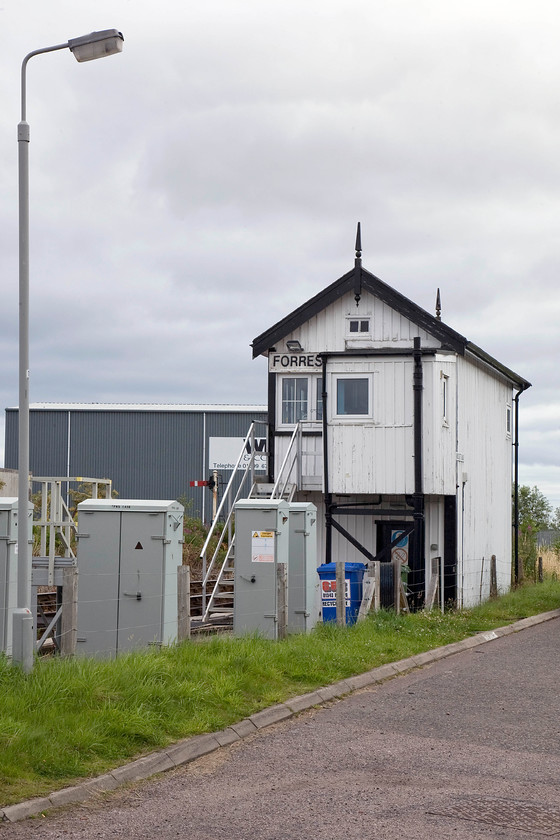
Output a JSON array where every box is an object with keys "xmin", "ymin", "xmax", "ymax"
[{"xmin": 1, "ymin": 579, "xmax": 559, "ymax": 806}]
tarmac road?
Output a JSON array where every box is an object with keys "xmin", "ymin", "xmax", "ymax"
[{"xmin": 2, "ymin": 616, "xmax": 560, "ymax": 839}]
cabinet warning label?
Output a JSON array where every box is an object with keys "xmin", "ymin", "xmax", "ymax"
[{"xmin": 251, "ymin": 531, "xmax": 275, "ymax": 563}]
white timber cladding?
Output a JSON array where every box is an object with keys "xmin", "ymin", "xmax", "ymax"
[
  {"xmin": 283, "ymin": 290, "xmax": 441, "ymax": 352},
  {"xmin": 456, "ymin": 354, "xmax": 514, "ymax": 606},
  {"xmin": 422, "ymin": 355, "xmax": 457, "ymax": 495},
  {"xmin": 274, "ymin": 354, "xmax": 460, "ymax": 495},
  {"xmin": 327, "ymin": 357, "xmax": 414, "ymax": 495},
  {"xmin": 272, "ymin": 288, "xmax": 446, "ymax": 495}
]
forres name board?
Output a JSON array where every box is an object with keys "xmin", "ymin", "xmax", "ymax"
[{"xmin": 269, "ymin": 353, "xmax": 322, "ymax": 372}]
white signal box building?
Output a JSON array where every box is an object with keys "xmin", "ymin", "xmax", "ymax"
[{"xmin": 251, "ymin": 231, "xmax": 530, "ymax": 608}]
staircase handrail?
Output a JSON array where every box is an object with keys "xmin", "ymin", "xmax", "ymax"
[
  {"xmin": 199, "ymin": 422, "xmax": 265, "ymax": 593},
  {"xmin": 270, "ymin": 422, "xmax": 301, "ymax": 499}
]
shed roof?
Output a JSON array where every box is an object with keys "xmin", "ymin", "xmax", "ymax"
[
  {"xmin": 251, "ymin": 263, "xmax": 531, "ymax": 390},
  {"xmin": 7, "ymin": 403, "xmax": 267, "ymax": 413}
]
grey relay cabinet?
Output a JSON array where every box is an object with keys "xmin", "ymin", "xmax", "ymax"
[
  {"xmin": 287, "ymin": 502, "xmax": 318, "ymax": 633},
  {"xmin": 233, "ymin": 499, "xmax": 289, "ymax": 640},
  {"xmin": 0, "ymin": 498, "xmax": 34, "ymax": 656},
  {"xmin": 76, "ymin": 499, "xmax": 184, "ymax": 657}
]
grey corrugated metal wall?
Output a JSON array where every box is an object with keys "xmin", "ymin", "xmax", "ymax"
[{"xmin": 4, "ymin": 408, "xmax": 267, "ymax": 520}]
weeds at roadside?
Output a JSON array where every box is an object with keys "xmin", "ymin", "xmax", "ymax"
[{"xmin": 0, "ymin": 578, "xmax": 559, "ymax": 806}]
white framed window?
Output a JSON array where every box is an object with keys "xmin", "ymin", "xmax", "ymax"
[
  {"xmin": 333, "ymin": 374, "xmax": 372, "ymax": 419},
  {"xmin": 506, "ymin": 404, "xmax": 512, "ymax": 437},
  {"xmin": 346, "ymin": 315, "xmax": 371, "ymax": 337},
  {"xmin": 348, "ymin": 317, "xmax": 370, "ymax": 334},
  {"xmin": 277, "ymin": 375, "xmax": 323, "ymax": 428}
]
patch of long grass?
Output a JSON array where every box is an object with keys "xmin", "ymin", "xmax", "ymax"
[{"xmin": 0, "ymin": 579, "xmax": 559, "ymax": 805}]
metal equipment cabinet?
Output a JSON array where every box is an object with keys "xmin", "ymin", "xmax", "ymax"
[
  {"xmin": 76, "ymin": 499, "xmax": 184, "ymax": 657},
  {"xmin": 287, "ymin": 502, "xmax": 318, "ymax": 633},
  {"xmin": 233, "ymin": 499, "xmax": 289, "ymax": 640},
  {"xmin": 0, "ymin": 498, "xmax": 33, "ymax": 656}
]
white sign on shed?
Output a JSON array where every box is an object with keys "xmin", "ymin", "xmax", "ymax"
[{"xmin": 209, "ymin": 437, "xmax": 267, "ymax": 471}]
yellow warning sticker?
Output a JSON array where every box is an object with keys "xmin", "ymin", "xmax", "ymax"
[{"xmin": 251, "ymin": 531, "xmax": 275, "ymax": 563}]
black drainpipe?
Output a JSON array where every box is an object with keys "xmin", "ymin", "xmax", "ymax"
[
  {"xmin": 321, "ymin": 354, "xmax": 332, "ymax": 564},
  {"xmin": 267, "ymin": 370, "xmax": 276, "ymax": 484},
  {"xmin": 412, "ymin": 337, "xmax": 425, "ymax": 609}
]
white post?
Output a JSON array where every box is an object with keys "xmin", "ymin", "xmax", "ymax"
[{"xmin": 212, "ymin": 469, "xmax": 218, "ymax": 523}]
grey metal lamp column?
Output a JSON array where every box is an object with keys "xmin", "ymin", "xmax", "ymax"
[{"xmin": 14, "ymin": 30, "xmax": 124, "ymax": 672}]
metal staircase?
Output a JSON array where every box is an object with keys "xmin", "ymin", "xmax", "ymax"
[{"xmin": 200, "ymin": 423, "xmax": 301, "ymax": 623}]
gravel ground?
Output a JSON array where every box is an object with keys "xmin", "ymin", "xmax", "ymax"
[{"xmin": 2, "ymin": 617, "xmax": 559, "ymax": 839}]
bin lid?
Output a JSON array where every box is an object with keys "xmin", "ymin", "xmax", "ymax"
[{"xmin": 317, "ymin": 562, "xmax": 367, "ymax": 573}]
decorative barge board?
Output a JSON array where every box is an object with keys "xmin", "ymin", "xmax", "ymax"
[{"xmin": 252, "ymin": 226, "xmax": 531, "ymax": 609}]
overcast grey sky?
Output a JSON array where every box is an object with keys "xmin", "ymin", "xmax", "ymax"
[{"xmin": 1, "ymin": 0, "xmax": 559, "ymax": 506}]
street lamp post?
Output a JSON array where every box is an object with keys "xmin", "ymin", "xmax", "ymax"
[{"xmin": 14, "ymin": 30, "xmax": 124, "ymax": 672}]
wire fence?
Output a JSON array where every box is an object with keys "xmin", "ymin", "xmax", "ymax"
[{"xmin": 1, "ymin": 550, "xmax": 541, "ymax": 660}]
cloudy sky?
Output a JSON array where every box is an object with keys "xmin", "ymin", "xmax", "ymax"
[{"xmin": 1, "ymin": 0, "xmax": 559, "ymax": 507}]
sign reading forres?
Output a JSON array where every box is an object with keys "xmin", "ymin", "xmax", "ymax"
[
  {"xmin": 269, "ymin": 353, "xmax": 323, "ymax": 372},
  {"xmin": 209, "ymin": 437, "xmax": 267, "ymax": 472}
]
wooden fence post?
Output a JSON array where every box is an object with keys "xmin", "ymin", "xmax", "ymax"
[
  {"xmin": 373, "ymin": 561, "xmax": 381, "ymax": 612},
  {"xmin": 517, "ymin": 553, "xmax": 525, "ymax": 584},
  {"xmin": 424, "ymin": 557, "xmax": 440, "ymax": 611},
  {"xmin": 276, "ymin": 562, "xmax": 288, "ymax": 640},
  {"xmin": 490, "ymin": 555, "xmax": 498, "ymax": 599},
  {"xmin": 393, "ymin": 556, "xmax": 401, "ymax": 614},
  {"xmin": 538, "ymin": 556, "xmax": 543, "ymax": 583},
  {"xmin": 60, "ymin": 566, "xmax": 78, "ymax": 657},
  {"xmin": 177, "ymin": 565, "xmax": 191, "ymax": 642}
]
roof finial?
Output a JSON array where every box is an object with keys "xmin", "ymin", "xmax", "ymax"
[
  {"xmin": 354, "ymin": 222, "xmax": 362, "ymax": 306},
  {"xmin": 435, "ymin": 288, "xmax": 441, "ymax": 321},
  {"xmin": 355, "ymin": 221, "xmax": 362, "ymax": 261}
]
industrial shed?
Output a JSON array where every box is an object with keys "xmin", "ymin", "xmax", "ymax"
[{"xmin": 4, "ymin": 403, "xmax": 267, "ymax": 520}]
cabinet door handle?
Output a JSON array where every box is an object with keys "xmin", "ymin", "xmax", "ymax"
[{"xmin": 123, "ymin": 591, "xmax": 142, "ymax": 601}]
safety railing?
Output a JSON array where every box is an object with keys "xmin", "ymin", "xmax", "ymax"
[{"xmin": 199, "ymin": 422, "xmax": 267, "ymax": 620}]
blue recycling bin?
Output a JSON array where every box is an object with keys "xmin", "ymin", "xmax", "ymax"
[{"xmin": 317, "ymin": 562, "xmax": 367, "ymax": 625}]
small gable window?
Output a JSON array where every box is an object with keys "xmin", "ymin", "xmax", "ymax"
[{"xmin": 348, "ymin": 318, "xmax": 370, "ymax": 334}]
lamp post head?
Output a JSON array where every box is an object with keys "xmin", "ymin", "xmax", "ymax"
[{"xmin": 68, "ymin": 29, "xmax": 124, "ymax": 62}]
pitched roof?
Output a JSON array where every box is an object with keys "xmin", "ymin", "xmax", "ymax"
[{"xmin": 251, "ymin": 263, "xmax": 531, "ymax": 390}]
